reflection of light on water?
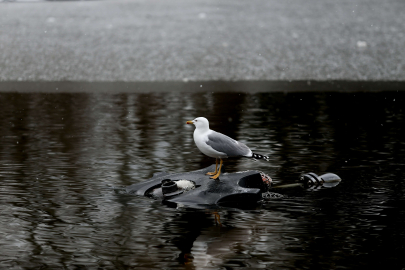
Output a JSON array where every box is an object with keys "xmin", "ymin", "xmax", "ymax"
[{"xmin": 0, "ymin": 90, "xmax": 404, "ymax": 268}]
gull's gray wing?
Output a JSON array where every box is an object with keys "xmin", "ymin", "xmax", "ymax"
[{"xmin": 206, "ymin": 131, "xmax": 251, "ymax": 157}]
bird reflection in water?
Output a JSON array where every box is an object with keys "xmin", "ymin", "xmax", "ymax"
[{"xmin": 213, "ymin": 211, "xmax": 221, "ymax": 226}]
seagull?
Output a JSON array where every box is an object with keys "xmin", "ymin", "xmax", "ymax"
[{"xmin": 186, "ymin": 117, "xmax": 269, "ymax": 179}]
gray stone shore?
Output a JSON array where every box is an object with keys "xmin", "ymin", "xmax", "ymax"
[{"xmin": 1, "ymin": 0, "xmax": 404, "ymax": 81}]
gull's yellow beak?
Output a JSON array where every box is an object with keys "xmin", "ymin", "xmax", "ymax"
[{"xmin": 186, "ymin": 120, "xmax": 194, "ymax": 125}]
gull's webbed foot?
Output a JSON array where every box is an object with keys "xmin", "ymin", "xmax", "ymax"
[{"xmin": 206, "ymin": 158, "xmax": 218, "ymax": 176}]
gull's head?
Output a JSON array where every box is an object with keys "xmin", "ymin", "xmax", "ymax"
[{"xmin": 186, "ymin": 117, "xmax": 209, "ymax": 130}]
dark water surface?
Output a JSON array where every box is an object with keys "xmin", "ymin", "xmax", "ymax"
[{"xmin": 1, "ymin": 89, "xmax": 404, "ymax": 269}]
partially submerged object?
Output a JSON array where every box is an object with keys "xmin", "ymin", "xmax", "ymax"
[
  {"xmin": 270, "ymin": 172, "xmax": 342, "ymax": 190},
  {"xmin": 125, "ymin": 165, "xmax": 341, "ymax": 208},
  {"xmin": 126, "ymin": 165, "xmax": 266, "ymax": 208},
  {"xmin": 299, "ymin": 172, "xmax": 341, "ymax": 189}
]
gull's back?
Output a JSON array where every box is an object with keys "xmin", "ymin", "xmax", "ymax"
[{"xmin": 206, "ymin": 131, "xmax": 252, "ymax": 158}]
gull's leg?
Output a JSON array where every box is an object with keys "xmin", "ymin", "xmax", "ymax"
[
  {"xmin": 210, "ymin": 159, "xmax": 223, "ymax": 180},
  {"xmin": 206, "ymin": 158, "xmax": 218, "ymax": 175}
]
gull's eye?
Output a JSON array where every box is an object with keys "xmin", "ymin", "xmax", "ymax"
[{"xmin": 195, "ymin": 120, "xmax": 198, "ymax": 122}]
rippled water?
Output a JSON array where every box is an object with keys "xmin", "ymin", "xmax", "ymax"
[{"xmin": 0, "ymin": 89, "xmax": 404, "ymax": 269}]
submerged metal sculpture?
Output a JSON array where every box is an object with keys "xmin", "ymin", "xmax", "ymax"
[
  {"xmin": 126, "ymin": 165, "xmax": 266, "ymax": 209},
  {"xmin": 126, "ymin": 165, "xmax": 341, "ymax": 208},
  {"xmin": 299, "ymin": 172, "xmax": 341, "ymax": 189}
]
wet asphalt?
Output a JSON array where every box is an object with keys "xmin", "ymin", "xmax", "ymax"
[{"xmin": 0, "ymin": 0, "xmax": 404, "ymax": 82}]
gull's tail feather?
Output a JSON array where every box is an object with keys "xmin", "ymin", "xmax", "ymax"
[{"xmin": 251, "ymin": 153, "xmax": 270, "ymax": 161}]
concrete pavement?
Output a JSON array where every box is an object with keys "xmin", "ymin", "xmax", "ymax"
[{"xmin": 0, "ymin": 0, "xmax": 404, "ymax": 82}]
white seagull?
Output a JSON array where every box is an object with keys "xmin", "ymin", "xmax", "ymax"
[{"xmin": 186, "ymin": 117, "xmax": 269, "ymax": 179}]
